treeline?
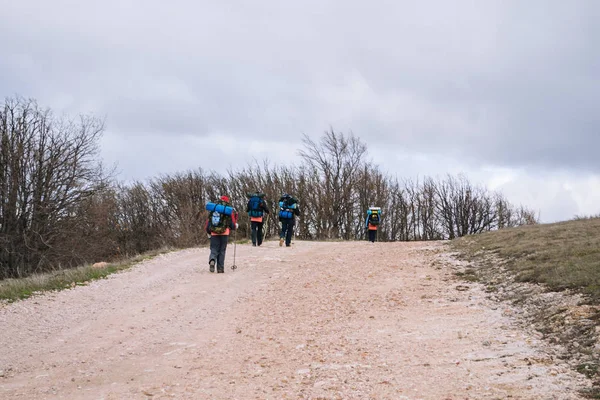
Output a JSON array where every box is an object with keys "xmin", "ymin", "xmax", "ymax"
[{"xmin": 0, "ymin": 97, "xmax": 537, "ymax": 279}]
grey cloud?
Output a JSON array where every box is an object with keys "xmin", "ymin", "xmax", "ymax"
[{"xmin": 1, "ymin": 0, "xmax": 599, "ymax": 175}]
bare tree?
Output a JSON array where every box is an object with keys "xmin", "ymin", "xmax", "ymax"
[
  {"xmin": 299, "ymin": 129, "xmax": 368, "ymax": 240},
  {"xmin": 0, "ymin": 97, "xmax": 108, "ymax": 278},
  {"xmin": 1, "ymin": 111, "xmax": 540, "ymax": 279}
]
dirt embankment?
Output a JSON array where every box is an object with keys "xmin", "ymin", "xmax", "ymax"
[{"xmin": 0, "ymin": 241, "xmax": 591, "ymax": 399}]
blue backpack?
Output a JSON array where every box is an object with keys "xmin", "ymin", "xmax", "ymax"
[
  {"xmin": 278, "ymin": 196, "xmax": 297, "ymax": 219},
  {"xmin": 248, "ymin": 195, "xmax": 264, "ymax": 217}
]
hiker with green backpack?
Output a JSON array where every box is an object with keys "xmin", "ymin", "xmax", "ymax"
[
  {"xmin": 365, "ymin": 206, "xmax": 381, "ymax": 243},
  {"xmin": 246, "ymin": 191, "xmax": 270, "ymax": 247},
  {"xmin": 205, "ymin": 195, "xmax": 238, "ymax": 273}
]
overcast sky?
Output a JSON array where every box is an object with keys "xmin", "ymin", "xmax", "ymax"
[{"xmin": 1, "ymin": 0, "xmax": 599, "ymax": 222}]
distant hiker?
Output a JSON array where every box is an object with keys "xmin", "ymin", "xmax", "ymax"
[
  {"xmin": 278, "ymin": 193, "xmax": 300, "ymax": 247},
  {"xmin": 365, "ymin": 206, "xmax": 381, "ymax": 243},
  {"xmin": 246, "ymin": 191, "xmax": 270, "ymax": 247},
  {"xmin": 205, "ymin": 195, "xmax": 238, "ymax": 273}
]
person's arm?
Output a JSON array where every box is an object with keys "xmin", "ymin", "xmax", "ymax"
[
  {"xmin": 205, "ymin": 219, "xmax": 211, "ymax": 234},
  {"xmin": 230, "ymin": 212, "xmax": 238, "ymax": 230}
]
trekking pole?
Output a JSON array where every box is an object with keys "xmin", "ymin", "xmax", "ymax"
[
  {"xmin": 232, "ymin": 212, "xmax": 238, "ymax": 270},
  {"xmin": 262, "ymin": 212, "xmax": 268, "ymax": 243},
  {"xmin": 232, "ymin": 230, "xmax": 237, "ymax": 270}
]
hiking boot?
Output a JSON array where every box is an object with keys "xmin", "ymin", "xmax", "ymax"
[
  {"xmin": 279, "ymin": 238, "xmax": 284, "ymax": 247},
  {"xmin": 209, "ymin": 259, "xmax": 215, "ymax": 273},
  {"xmin": 217, "ymin": 267, "xmax": 224, "ymax": 273}
]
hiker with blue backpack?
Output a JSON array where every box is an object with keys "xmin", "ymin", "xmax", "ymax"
[
  {"xmin": 205, "ymin": 195, "xmax": 238, "ymax": 273},
  {"xmin": 365, "ymin": 206, "xmax": 381, "ymax": 242},
  {"xmin": 246, "ymin": 192, "xmax": 270, "ymax": 247},
  {"xmin": 278, "ymin": 193, "xmax": 300, "ymax": 247}
]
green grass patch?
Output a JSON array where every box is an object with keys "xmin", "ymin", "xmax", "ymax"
[
  {"xmin": 581, "ymin": 387, "xmax": 600, "ymax": 399},
  {"xmin": 577, "ymin": 363, "xmax": 600, "ymax": 379},
  {"xmin": 0, "ymin": 247, "xmax": 175, "ymax": 303},
  {"xmin": 451, "ymin": 217, "xmax": 600, "ymax": 300}
]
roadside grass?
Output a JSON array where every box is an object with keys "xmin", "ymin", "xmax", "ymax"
[
  {"xmin": 0, "ymin": 247, "xmax": 176, "ymax": 303},
  {"xmin": 452, "ymin": 217, "xmax": 600, "ymax": 393},
  {"xmin": 451, "ymin": 217, "xmax": 600, "ymax": 300}
]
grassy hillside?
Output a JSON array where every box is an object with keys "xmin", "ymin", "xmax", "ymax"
[{"xmin": 452, "ymin": 217, "xmax": 600, "ymax": 300}]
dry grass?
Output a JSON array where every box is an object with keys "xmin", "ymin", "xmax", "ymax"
[
  {"xmin": 0, "ymin": 247, "xmax": 176, "ymax": 303},
  {"xmin": 452, "ymin": 217, "xmax": 600, "ymax": 300}
]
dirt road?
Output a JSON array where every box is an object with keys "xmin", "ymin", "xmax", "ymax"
[{"xmin": 0, "ymin": 241, "xmax": 589, "ymax": 399}]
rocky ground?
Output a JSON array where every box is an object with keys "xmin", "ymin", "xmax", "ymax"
[
  {"xmin": 0, "ymin": 240, "xmax": 592, "ymax": 399},
  {"xmin": 449, "ymin": 247, "xmax": 600, "ymax": 398}
]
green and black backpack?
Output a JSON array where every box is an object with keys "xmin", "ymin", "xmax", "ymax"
[{"xmin": 208, "ymin": 200, "xmax": 232, "ymax": 234}]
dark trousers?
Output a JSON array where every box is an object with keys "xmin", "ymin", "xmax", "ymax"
[
  {"xmin": 280, "ymin": 219, "xmax": 294, "ymax": 246},
  {"xmin": 251, "ymin": 221, "xmax": 264, "ymax": 246},
  {"xmin": 209, "ymin": 235, "xmax": 229, "ymax": 270},
  {"xmin": 368, "ymin": 229, "xmax": 377, "ymax": 243}
]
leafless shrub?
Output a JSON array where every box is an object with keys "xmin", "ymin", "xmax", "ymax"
[
  {"xmin": 0, "ymin": 96, "xmax": 109, "ymax": 278},
  {"xmin": 0, "ymin": 102, "xmax": 537, "ymax": 279}
]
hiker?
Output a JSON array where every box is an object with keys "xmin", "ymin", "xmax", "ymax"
[
  {"xmin": 246, "ymin": 191, "xmax": 270, "ymax": 247},
  {"xmin": 205, "ymin": 195, "xmax": 238, "ymax": 273},
  {"xmin": 365, "ymin": 206, "xmax": 381, "ymax": 243},
  {"xmin": 278, "ymin": 193, "xmax": 300, "ymax": 247}
]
